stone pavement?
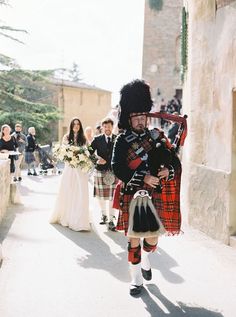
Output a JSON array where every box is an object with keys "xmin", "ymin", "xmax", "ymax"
[{"xmin": 0, "ymin": 171, "xmax": 236, "ymax": 317}]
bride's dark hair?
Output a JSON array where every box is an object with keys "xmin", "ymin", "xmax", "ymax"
[{"xmin": 68, "ymin": 117, "xmax": 86, "ymax": 146}]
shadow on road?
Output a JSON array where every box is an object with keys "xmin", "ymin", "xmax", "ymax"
[
  {"xmin": 104, "ymin": 229, "xmax": 184, "ymax": 284},
  {"xmin": 140, "ymin": 284, "xmax": 224, "ymax": 317},
  {"xmin": 151, "ymin": 247, "xmax": 184, "ymax": 284},
  {"xmin": 52, "ymin": 223, "xmax": 185, "ymax": 287},
  {"xmin": 52, "ymin": 224, "xmax": 130, "ymax": 282}
]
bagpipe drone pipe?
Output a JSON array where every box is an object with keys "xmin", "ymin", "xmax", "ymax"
[
  {"xmin": 147, "ymin": 112, "xmax": 188, "ymax": 151},
  {"xmin": 147, "ymin": 112, "xmax": 187, "ymax": 189}
]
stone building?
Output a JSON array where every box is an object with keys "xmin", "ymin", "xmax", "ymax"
[
  {"xmin": 142, "ymin": 0, "xmax": 183, "ymax": 108},
  {"xmin": 53, "ymin": 79, "xmax": 112, "ymax": 141},
  {"xmin": 181, "ymin": 0, "xmax": 236, "ymax": 246}
]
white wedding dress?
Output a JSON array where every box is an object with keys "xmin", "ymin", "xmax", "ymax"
[
  {"xmin": 50, "ymin": 138, "xmax": 91, "ymax": 231},
  {"xmin": 50, "ymin": 163, "xmax": 90, "ymax": 231}
]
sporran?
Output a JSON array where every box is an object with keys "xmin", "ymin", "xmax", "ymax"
[
  {"xmin": 127, "ymin": 190, "xmax": 165, "ymax": 238},
  {"xmin": 103, "ymin": 170, "xmax": 115, "ymax": 186}
]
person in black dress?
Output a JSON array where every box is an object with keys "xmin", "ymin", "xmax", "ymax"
[{"xmin": 0, "ymin": 124, "xmax": 18, "ymax": 177}]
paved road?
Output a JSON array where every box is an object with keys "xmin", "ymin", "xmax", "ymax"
[{"xmin": 0, "ymin": 171, "xmax": 236, "ymax": 317}]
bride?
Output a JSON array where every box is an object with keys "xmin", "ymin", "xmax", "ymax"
[{"xmin": 50, "ymin": 117, "xmax": 91, "ymax": 231}]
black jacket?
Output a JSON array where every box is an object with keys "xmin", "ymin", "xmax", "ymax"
[
  {"xmin": 25, "ymin": 134, "xmax": 37, "ymax": 152},
  {"xmin": 90, "ymin": 134, "xmax": 116, "ymax": 171},
  {"xmin": 112, "ymin": 129, "xmax": 181, "ymax": 190}
]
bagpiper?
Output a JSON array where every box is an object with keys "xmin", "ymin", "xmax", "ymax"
[{"xmin": 112, "ymin": 79, "xmax": 182, "ymax": 296}]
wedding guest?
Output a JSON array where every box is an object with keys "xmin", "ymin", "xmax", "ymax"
[
  {"xmin": 25, "ymin": 127, "xmax": 38, "ymax": 176},
  {"xmin": 167, "ymin": 112, "xmax": 180, "ymax": 144},
  {"xmin": 0, "ymin": 124, "xmax": 18, "ymax": 177},
  {"xmin": 84, "ymin": 126, "xmax": 94, "ymax": 145},
  {"xmin": 95, "ymin": 124, "xmax": 102, "ymax": 136},
  {"xmin": 90, "ymin": 118, "xmax": 118, "ymax": 231},
  {"xmin": 11, "ymin": 123, "xmax": 27, "ymax": 181}
]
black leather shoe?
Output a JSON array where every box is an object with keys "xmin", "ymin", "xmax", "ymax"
[
  {"xmin": 129, "ymin": 284, "xmax": 143, "ymax": 296},
  {"xmin": 99, "ymin": 215, "xmax": 107, "ymax": 225},
  {"xmin": 108, "ymin": 221, "xmax": 116, "ymax": 231},
  {"xmin": 141, "ymin": 268, "xmax": 152, "ymax": 281},
  {"xmin": 13, "ymin": 177, "xmax": 17, "ymax": 182},
  {"xmin": 33, "ymin": 172, "xmax": 38, "ymax": 176},
  {"xmin": 18, "ymin": 177, "xmax": 22, "ymax": 181},
  {"xmin": 27, "ymin": 172, "xmax": 32, "ymax": 176}
]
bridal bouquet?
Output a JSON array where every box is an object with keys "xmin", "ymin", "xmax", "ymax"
[{"xmin": 53, "ymin": 144, "xmax": 94, "ymax": 173}]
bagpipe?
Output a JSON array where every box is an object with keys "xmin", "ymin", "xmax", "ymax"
[
  {"xmin": 146, "ymin": 112, "xmax": 188, "ymax": 187},
  {"xmin": 147, "ymin": 112, "xmax": 188, "ymax": 151},
  {"xmin": 127, "ymin": 112, "xmax": 188, "ymax": 238}
]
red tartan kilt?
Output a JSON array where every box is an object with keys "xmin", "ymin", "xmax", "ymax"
[
  {"xmin": 112, "ymin": 181, "xmax": 122, "ymax": 209},
  {"xmin": 116, "ymin": 169, "xmax": 182, "ymax": 235}
]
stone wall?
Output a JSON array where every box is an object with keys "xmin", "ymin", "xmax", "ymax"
[
  {"xmin": 187, "ymin": 163, "xmax": 230, "ymax": 242},
  {"xmin": 0, "ymin": 160, "xmax": 11, "ymax": 223},
  {"xmin": 182, "ymin": 0, "xmax": 236, "ymax": 244},
  {"xmin": 142, "ymin": 0, "xmax": 182, "ymax": 104}
]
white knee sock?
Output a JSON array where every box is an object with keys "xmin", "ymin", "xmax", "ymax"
[
  {"xmin": 98, "ymin": 199, "xmax": 107, "ymax": 217},
  {"xmin": 141, "ymin": 249, "xmax": 151, "ymax": 271},
  {"xmin": 108, "ymin": 201, "xmax": 115, "ymax": 222},
  {"xmin": 130, "ymin": 263, "xmax": 143, "ymax": 286}
]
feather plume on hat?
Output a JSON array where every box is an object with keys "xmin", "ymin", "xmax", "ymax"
[{"xmin": 118, "ymin": 79, "xmax": 153, "ymax": 129}]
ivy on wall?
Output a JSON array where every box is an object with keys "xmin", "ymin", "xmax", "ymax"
[
  {"xmin": 148, "ymin": 0, "xmax": 163, "ymax": 11},
  {"xmin": 181, "ymin": 7, "xmax": 188, "ymax": 83}
]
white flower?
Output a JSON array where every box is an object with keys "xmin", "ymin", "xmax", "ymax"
[
  {"xmin": 53, "ymin": 144, "xmax": 94, "ymax": 172},
  {"xmin": 80, "ymin": 153, "xmax": 87, "ymax": 161},
  {"xmin": 66, "ymin": 150, "xmax": 73, "ymax": 158},
  {"xmin": 70, "ymin": 158, "xmax": 78, "ymax": 167}
]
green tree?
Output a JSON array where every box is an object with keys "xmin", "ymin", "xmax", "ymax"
[
  {"xmin": 54, "ymin": 63, "xmax": 82, "ymax": 83},
  {"xmin": 68, "ymin": 62, "xmax": 82, "ymax": 82},
  {"xmin": 0, "ymin": 56, "xmax": 61, "ymax": 143}
]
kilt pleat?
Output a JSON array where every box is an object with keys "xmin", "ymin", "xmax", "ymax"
[
  {"xmin": 93, "ymin": 170, "xmax": 117, "ymax": 200},
  {"xmin": 25, "ymin": 152, "xmax": 36, "ymax": 164},
  {"xmin": 116, "ymin": 168, "xmax": 182, "ymax": 235}
]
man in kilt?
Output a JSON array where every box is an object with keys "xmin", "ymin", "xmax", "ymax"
[
  {"xmin": 112, "ymin": 79, "xmax": 182, "ymax": 296},
  {"xmin": 90, "ymin": 118, "xmax": 118, "ymax": 231}
]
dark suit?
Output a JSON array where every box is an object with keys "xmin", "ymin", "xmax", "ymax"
[
  {"xmin": 90, "ymin": 133, "xmax": 118, "ymax": 224},
  {"xmin": 90, "ymin": 134, "xmax": 116, "ymax": 171}
]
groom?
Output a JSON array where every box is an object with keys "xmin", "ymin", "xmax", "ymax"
[{"xmin": 90, "ymin": 117, "xmax": 117, "ymax": 231}]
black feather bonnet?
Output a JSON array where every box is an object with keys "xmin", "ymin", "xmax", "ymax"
[{"xmin": 118, "ymin": 79, "xmax": 153, "ymax": 130}]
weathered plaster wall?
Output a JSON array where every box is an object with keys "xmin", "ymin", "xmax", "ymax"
[{"xmin": 182, "ymin": 0, "xmax": 236, "ymax": 243}]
